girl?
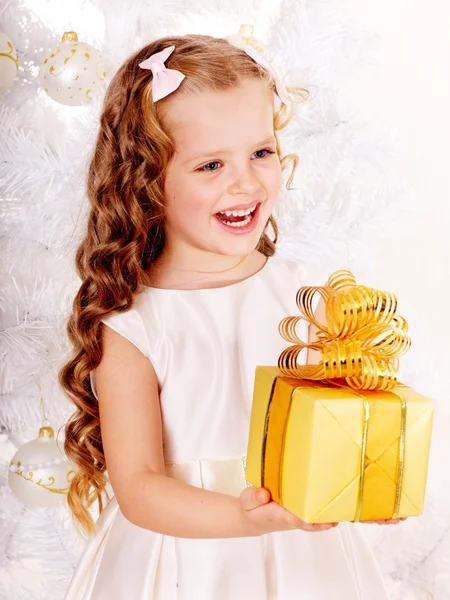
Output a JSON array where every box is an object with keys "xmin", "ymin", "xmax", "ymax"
[{"xmin": 60, "ymin": 31, "xmax": 400, "ymax": 599}]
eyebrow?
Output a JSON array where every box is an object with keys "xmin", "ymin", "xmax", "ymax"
[{"xmin": 183, "ymin": 135, "xmax": 277, "ymax": 165}]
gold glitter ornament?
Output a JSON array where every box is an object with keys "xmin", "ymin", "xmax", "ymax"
[{"xmin": 39, "ymin": 31, "xmax": 107, "ymax": 106}]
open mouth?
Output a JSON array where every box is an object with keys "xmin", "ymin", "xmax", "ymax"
[{"xmin": 214, "ymin": 203, "xmax": 259, "ymax": 228}]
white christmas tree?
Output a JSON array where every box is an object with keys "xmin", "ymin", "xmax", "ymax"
[{"xmin": 1, "ymin": 0, "xmax": 448, "ymax": 598}]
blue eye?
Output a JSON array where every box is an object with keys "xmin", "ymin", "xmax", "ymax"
[
  {"xmin": 200, "ymin": 161, "xmax": 221, "ymax": 172},
  {"xmin": 253, "ymin": 149, "xmax": 274, "ymax": 159},
  {"xmin": 197, "ymin": 148, "xmax": 276, "ymax": 173}
]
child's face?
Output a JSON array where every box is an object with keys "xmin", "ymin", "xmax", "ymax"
[{"xmin": 161, "ymin": 78, "xmax": 283, "ymax": 259}]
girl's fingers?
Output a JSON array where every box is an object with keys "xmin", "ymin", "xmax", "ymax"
[
  {"xmin": 375, "ymin": 518, "xmax": 402, "ymax": 525},
  {"xmin": 362, "ymin": 518, "xmax": 407, "ymax": 525}
]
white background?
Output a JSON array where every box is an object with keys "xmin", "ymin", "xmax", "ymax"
[{"xmin": 342, "ymin": 0, "xmax": 450, "ymax": 377}]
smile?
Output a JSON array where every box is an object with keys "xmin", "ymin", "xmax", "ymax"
[
  {"xmin": 214, "ymin": 202, "xmax": 262, "ymax": 234},
  {"xmin": 215, "ymin": 202, "xmax": 259, "ymax": 227}
]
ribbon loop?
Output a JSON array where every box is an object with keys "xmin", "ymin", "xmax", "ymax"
[{"xmin": 278, "ymin": 269, "xmax": 411, "ymax": 391}]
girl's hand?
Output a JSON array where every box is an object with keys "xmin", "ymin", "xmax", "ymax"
[
  {"xmin": 239, "ymin": 485, "xmax": 339, "ymax": 535},
  {"xmin": 362, "ymin": 517, "xmax": 407, "ymax": 525}
]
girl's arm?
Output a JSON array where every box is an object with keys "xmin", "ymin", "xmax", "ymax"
[
  {"xmin": 120, "ymin": 469, "xmax": 260, "ymax": 538},
  {"xmin": 95, "ymin": 324, "xmax": 262, "ymax": 539}
]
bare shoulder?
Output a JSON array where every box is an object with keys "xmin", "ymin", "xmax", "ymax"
[{"xmin": 95, "ymin": 323, "xmax": 164, "ymax": 518}]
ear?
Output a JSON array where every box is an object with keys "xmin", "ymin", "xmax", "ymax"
[{"xmin": 306, "ymin": 291, "xmax": 326, "ymax": 365}]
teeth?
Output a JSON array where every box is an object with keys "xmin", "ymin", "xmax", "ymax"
[
  {"xmin": 219, "ymin": 205, "xmax": 256, "ymax": 217},
  {"xmin": 222, "ymin": 214, "xmax": 252, "ymax": 227}
]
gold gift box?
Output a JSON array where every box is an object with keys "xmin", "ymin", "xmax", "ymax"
[
  {"xmin": 245, "ymin": 367, "xmax": 434, "ymax": 522},
  {"xmin": 245, "ymin": 270, "xmax": 434, "ymax": 523}
]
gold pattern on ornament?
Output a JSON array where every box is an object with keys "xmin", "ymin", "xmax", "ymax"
[
  {"xmin": 0, "ymin": 42, "xmax": 19, "ymax": 67},
  {"xmin": 11, "ymin": 464, "xmax": 76, "ymax": 495},
  {"xmin": 63, "ymin": 49, "xmax": 76, "ymax": 65}
]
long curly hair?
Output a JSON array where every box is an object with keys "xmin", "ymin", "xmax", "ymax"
[{"xmin": 58, "ymin": 33, "xmax": 310, "ymax": 538}]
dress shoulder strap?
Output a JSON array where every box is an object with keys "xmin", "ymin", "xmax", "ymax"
[{"xmin": 100, "ymin": 306, "xmax": 150, "ymax": 359}]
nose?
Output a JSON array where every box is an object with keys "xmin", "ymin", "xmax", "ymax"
[{"xmin": 228, "ymin": 164, "xmax": 261, "ymax": 196}]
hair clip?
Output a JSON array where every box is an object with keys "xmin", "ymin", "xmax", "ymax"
[
  {"xmin": 138, "ymin": 45, "xmax": 185, "ymax": 102},
  {"xmin": 138, "ymin": 31, "xmax": 289, "ymax": 105}
]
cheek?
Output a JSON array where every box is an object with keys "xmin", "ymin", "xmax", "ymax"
[
  {"xmin": 266, "ymin": 163, "xmax": 283, "ymax": 198},
  {"xmin": 164, "ymin": 175, "xmax": 217, "ymax": 224}
]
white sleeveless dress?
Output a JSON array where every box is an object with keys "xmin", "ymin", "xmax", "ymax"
[{"xmin": 64, "ymin": 255, "xmax": 389, "ymax": 600}]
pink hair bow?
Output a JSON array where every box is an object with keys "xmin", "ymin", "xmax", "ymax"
[
  {"xmin": 226, "ymin": 25, "xmax": 290, "ymax": 105},
  {"xmin": 138, "ymin": 45, "xmax": 185, "ymax": 102},
  {"xmin": 243, "ymin": 45, "xmax": 290, "ymax": 105}
]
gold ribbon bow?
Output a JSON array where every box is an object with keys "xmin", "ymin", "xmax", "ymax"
[{"xmin": 278, "ymin": 269, "xmax": 411, "ymax": 391}]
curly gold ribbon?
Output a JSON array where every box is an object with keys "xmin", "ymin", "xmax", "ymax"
[
  {"xmin": 278, "ymin": 269, "xmax": 411, "ymax": 391},
  {"xmin": 269, "ymin": 269, "xmax": 411, "ymax": 520}
]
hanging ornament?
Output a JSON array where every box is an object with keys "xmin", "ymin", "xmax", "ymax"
[
  {"xmin": 39, "ymin": 31, "xmax": 106, "ymax": 106},
  {"xmin": 8, "ymin": 384, "xmax": 75, "ymax": 508},
  {"xmin": 0, "ymin": 31, "xmax": 18, "ymax": 94},
  {"xmin": 225, "ymin": 24, "xmax": 273, "ymax": 62}
]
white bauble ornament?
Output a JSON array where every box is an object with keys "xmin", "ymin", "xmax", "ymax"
[
  {"xmin": 0, "ymin": 31, "xmax": 18, "ymax": 94},
  {"xmin": 8, "ymin": 424, "xmax": 75, "ymax": 508},
  {"xmin": 225, "ymin": 24, "xmax": 273, "ymax": 62},
  {"xmin": 39, "ymin": 31, "xmax": 106, "ymax": 106}
]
